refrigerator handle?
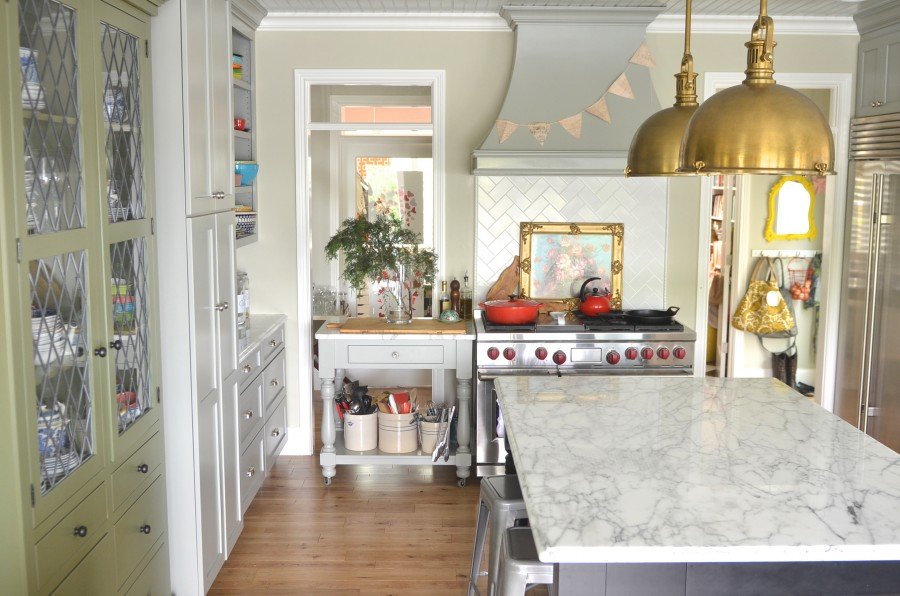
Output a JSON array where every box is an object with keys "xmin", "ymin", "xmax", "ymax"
[{"xmin": 859, "ymin": 173, "xmax": 885, "ymax": 432}]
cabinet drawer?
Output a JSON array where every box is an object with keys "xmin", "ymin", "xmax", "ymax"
[
  {"xmin": 239, "ymin": 430, "xmax": 265, "ymax": 512},
  {"xmin": 238, "ymin": 346, "xmax": 262, "ymax": 389},
  {"xmin": 263, "ymin": 349, "xmax": 286, "ymax": 413},
  {"xmin": 36, "ymin": 483, "xmax": 108, "ymax": 590},
  {"xmin": 112, "ymin": 431, "xmax": 164, "ymax": 513},
  {"xmin": 260, "ymin": 324, "xmax": 285, "ymax": 363},
  {"xmin": 347, "ymin": 344, "xmax": 444, "ymax": 365},
  {"xmin": 238, "ymin": 373, "xmax": 265, "ymax": 450},
  {"xmin": 265, "ymin": 395, "xmax": 288, "ymax": 472},
  {"xmin": 124, "ymin": 540, "xmax": 169, "ymax": 596},
  {"xmin": 115, "ymin": 476, "xmax": 167, "ymax": 588},
  {"xmin": 51, "ymin": 534, "xmax": 115, "ymax": 595}
]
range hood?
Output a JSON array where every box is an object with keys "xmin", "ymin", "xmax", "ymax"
[{"xmin": 473, "ymin": 5, "xmax": 665, "ymax": 176}]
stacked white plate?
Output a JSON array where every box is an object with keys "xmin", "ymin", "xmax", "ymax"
[
  {"xmin": 42, "ymin": 450, "xmax": 81, "ymax": 479},
  {"xmin": 25, "ymin": 167, "xmax": 36, "ymax": 232},
  {"xmin": 22, "ymin": 81, "xmax": 45, "ymax": 111},
  {"xmin": 33, "ymin": 311, "xmax": 67, "ymax": 365}
]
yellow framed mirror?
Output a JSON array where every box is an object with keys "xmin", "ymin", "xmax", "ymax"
[{"xmin": 765, "ymin": 176, "xmax": 817, "ymax": 241}]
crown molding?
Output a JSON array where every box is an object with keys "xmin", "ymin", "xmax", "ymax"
[
  {"xmin": 646, "ymin": 14, "xmax": 858, "ymax": 36},
  {"xmin": 259, "ymin": 12, "xmax": 509, "ymax": 32}
]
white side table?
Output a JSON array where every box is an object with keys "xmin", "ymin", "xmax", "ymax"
[{"xmin": 315, "ymin": 321, "xmax": 475, "ymax": 486}]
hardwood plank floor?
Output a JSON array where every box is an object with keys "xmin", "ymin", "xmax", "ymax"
[{"xmin": 210, "ymin": 399, "xmax": 549, "ymax": 595}]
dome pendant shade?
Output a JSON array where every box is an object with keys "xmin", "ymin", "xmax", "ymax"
[
  {"xmin": 626, "ymin": 105, "xmax": 698, "ymax": 177},
  {"xmin": 678, "ymin": 5, "xmax": 835, "ymax": 176}
]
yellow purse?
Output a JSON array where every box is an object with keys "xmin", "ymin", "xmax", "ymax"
[{"xmin": 731, "ymin": 258, "xmax": 797, "ymax": 337}]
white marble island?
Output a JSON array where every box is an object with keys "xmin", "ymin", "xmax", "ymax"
[{"xmin": 495, "ymin": 376, "xmax": 900, "ymax": 595}]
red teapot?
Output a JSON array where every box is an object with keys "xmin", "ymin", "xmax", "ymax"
[{"xmin": 579, "ymin": 277, "xmax": 611, "ymax": 316}]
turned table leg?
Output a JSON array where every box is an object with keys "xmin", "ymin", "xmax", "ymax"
[
  {"xmin": 320, "ymin": 374, "xmax": 337, "ymax": 485},
  {"xmin": 456, "ymin": 376, "xmax": 472, "ymax": 485}
]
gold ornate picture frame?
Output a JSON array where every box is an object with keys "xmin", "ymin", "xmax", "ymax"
[{"xmin": 519, "ymin": 222, "xmax": 624, "ymax": 310}]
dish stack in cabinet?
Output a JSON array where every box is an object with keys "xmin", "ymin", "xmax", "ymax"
[
  {"xmin": 151, "ymin": 0, "xmax": 266, "ymax": 592},
  {"xmin": 232, "ymin": 7, "xmax": 259, "ymax": 247}
]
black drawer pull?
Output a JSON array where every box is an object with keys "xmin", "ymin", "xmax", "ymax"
[
  {"xmin": 73, "ymin": 525, "xmax": 88, "ymax": 538},
  {"xmin": 137, "ymin": 463, "xmax": 149, "ymax": 474},
  {"xmin": 140, "ymin": 524, "xmax": 152, "ymax": 535}
]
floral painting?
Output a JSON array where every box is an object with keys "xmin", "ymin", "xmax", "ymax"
[{"xmin": 519, "ymin": 222, "xmax": 624, "ymax": 308}]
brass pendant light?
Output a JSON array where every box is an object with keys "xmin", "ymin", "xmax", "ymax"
[
  {"xmin": 678, "ymin": 0, "xmax": 834, "ymax": 176},
  {"xmin": 626, "ymin": 0, "xmax": 697, "ymax": 177}
]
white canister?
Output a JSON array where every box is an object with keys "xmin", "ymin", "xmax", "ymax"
[
  {"xmin": 344, "ymin": 411, "xmax": 377, "ymax": 451},
  {"xmin": 419, "ymin": 420, "xmax": 442, "ymax": 454},
  {"xmin": 377, "ymin": 412, "xmax": 418, "ymax": 454}
]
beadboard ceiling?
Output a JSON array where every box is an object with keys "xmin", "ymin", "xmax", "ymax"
[{"xmin": 257, "ymin": 0, "xmax": 861, "ymax": 17}]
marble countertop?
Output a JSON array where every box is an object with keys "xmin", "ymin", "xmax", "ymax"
[
  {"xmin": 238, "ymin": 313, "xmax": 287, "ymax": 360},
  {"xmin": 494, "ymin": 376, "xmax": 900, "ymax": 564}
]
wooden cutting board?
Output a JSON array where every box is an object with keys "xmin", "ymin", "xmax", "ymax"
[{"xmin": 338, "ymin": 318, "xmax": 467, "ymax": 334}]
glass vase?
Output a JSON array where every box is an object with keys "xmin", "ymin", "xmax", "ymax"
[{"xmin": 381, "ymin": 264, "xmax": 413, "ymax": 324}]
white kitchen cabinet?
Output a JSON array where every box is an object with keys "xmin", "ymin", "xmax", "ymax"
[
  {"xmin": 855, "ymin": 3, "xmax": 900, "ymax": 117},
  {"xmin": 197, "ymin": 388, "xmax": 225, "ymax": 590}
]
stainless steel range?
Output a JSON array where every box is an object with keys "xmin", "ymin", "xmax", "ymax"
[{"xmin": 475, "ymin": 310, "xmax": 696, "ymax": 476}]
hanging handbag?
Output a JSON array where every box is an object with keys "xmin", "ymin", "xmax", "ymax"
[{"xmin": 731, "ymin": 257, "xmax": 797, "ymax": 337}]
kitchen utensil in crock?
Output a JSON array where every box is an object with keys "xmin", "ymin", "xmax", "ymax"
[
  {"xmin": 622, "ymin": 306, "xmax": 680, "ymax": 324},
  {"xmin": 578, "ymin": 277, "xmax": 612, "ymax": 317},
  {"xmin": 479, "ymin": 295, "xmax": 543, "ymax": 325}
]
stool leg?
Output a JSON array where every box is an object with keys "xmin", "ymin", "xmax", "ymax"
[
  {"xmin": 468, "ymin": 498, "xmax": 490, "ymax": 596},
  {"xmin": 496, "ymin": 545, "xmax": 529, "ymax": 596},
  {"xmin": 488, "ymin": 508, "xmax": 512, "ymax": 596}
]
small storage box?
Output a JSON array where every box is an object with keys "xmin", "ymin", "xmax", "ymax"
[
  {"xmin": 344, "ymin": 411, "xmax": 377, "ymax": 451},
  {"xmin": 377, "ymin": 412, "xmax": 418, "ymax": 453}
]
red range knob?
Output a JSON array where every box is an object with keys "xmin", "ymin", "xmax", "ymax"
[
  {"xmin": 640, "ymin": 347, "xmax": 654, "ymax": 360},
  {"xmin": 606, "ymin": 351, "xmax": 620, "ymax": 365},
  {"xmin": 657, "ymin": 347, "xmax": 670, "ymax": 360},
  {"xmin": 552, "ymin": 350, "xmax": 567, "ymax": 365},
  {"xmin": 673, "ymin": 347, "xmax": 687, "ymax": 360},
  {"xmin": 535, "ymin": 347, "xmax": 548, "ymax": 360},
  {"xmin": 624, "ymin": 347, "xmax": 638, "ymax": 360},
  {"xmin": 487, "ymin": 347, "xmax": 500, "ymax": 360},
  {"xmin": 503, "ymin": 347, "xmax": 516, "ymax": 361}
]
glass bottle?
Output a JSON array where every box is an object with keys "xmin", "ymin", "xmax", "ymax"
[
  {"xmin": 461, "ymin": 272, "xmax": 474, "ymax": 320},
  {"xmin": 439, "ymin": 280, "xmax": 450, "ymax": 316}
]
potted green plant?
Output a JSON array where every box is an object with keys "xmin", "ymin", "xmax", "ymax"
[{"xmin": 325, "ymin": 214, "xmax": 437, "ymax": 324}]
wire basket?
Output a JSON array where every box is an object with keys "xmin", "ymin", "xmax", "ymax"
[
  {"xmin": 235, "ymin": 211, "xmax": 256, "ymax": 238},
  {"xmin": 787, "ymin": 258, "xmax": 812, "ymax": 287}
]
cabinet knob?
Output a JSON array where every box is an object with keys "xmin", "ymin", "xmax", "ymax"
[
  {"xmin": 246, "ymin": 466, "xmax": 256, "ymax": 477},
  {"xmin": 873, "ymin": 99, "xmax": 878, "ymax": 107},
  {"xmin": 876, "ymin": 100, "xmax": 884, "ymax": 107},
  {"xmin": 73, "ymin": 525, "xmax": 88, "ymax": 538},
  {"xmin": 93, "ymin": 347, "xmax": 107, "ymax": 358},
  {"xmin": 244, "ymin": 409, "xmax": 254, "ymax": 419},
  {"xmin": 271, "ymin": 428, "xmax": 280, "ymax": 438},
  {"xmin": 391, "ymin": 351, "xmax": 399, "ymax": 359},
  {"xmin": 109, "ymin": 339, "xmax": 123, "ymax": 351},
  {"xmin": 215, "ymin": 301, "xmax": 229, "ymax": 312},
  {"xmin": 270, "ymin": 379, "xmax": 279, "ymax": 387},
  {"xmin": 140, "ymin": 524, "xmax": 152, "ymax": 535},
  {"xmin": 243, "ymin": 364, "xmax": 253, "ymax": 373},
  {"xmin": 269, "ymin": 339, "xmax": 278, "ymax": 347},
  {"xmin": 214, "ymin": 191, "xmax": 225, "ymax": 200},
  {"xmin": 137, "ymin": 463, "xmax": 149, "ymax": 474}
]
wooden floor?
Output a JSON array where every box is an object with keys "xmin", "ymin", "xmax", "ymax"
[{"xmin": 210, "ymin": 397, "xmax": 535, "ymax": 595}]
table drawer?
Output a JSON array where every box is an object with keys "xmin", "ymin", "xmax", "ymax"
[
  {"xmin": 260, "ymin": 324, "xmax": 285, "ymax": 364},
  {"xmin": 124, "ymin": 540, "xmax": 169, "ymax": 596},
  {"xmin": 114, "ymin": 475, "xmax": 166, "ymax": 588},
  {"xmin": 265, "ymin": 395, "xmax": 288, "ymax": 471},
  {"xmin": 36, "ymin": 482, "xmax": 108, "ymax": 590},
  {"xmin": 240, "ymin": 430, "xmax": 265, "ymax": 512},
  {"xmin": 238, "ymin": 373, "xmax": 265, "ymax": 451},
  {"xmin": 347, "ymin": 344, "xmax": 444, "ymax": 365},
  {"xmin": 238, "ymin": 346, "xmax": 262, "ymax": 389},
  {"xmin": 112, "ymin": 431, "xmax": 163, "ymax": 513},
  {"xmin": 263, "ymin": 349, "xmax": 286, "ymax": 413},
  {"xmin": 50, "ymin": 534, "xmax": 115, "ymax": 595}
]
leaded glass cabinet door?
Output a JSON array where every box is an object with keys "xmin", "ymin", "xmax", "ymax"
[
  {"xmin": 15, "ymin": 0, "xmax": 105, "ymax": 521},
  {"xmin": 96, "ymin": 4, "xmax": 159, "ymax": 462}
]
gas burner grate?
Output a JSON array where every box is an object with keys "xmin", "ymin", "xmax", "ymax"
[
  {"xmin": 479, "ymin": 311, "xmax": 536, "ymax": 333},
  {"xmin": 575, "ymin": 312, "xmax": 685, "ymax": 333}
]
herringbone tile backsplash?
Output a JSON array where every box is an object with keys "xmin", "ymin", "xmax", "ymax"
[{"xmin": 475, "ymin": 176, "xmax": 668, "ymax": 309}]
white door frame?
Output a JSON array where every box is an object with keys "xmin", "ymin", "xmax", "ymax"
[
  {"xmin": 692, "ymin": 71, "xmax": 852, "ymax": 413},
  {"xmin": 293, "ymin": 69, "xmax": 445, "ymax": 454}
]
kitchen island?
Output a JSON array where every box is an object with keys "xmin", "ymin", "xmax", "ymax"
[{"xmin": 494, "ymin": 376, "xmax": 900, "ymax": 595}]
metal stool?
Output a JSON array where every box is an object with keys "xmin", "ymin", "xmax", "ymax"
[
  {"xmin": 467, "ymin": 475, "xmax": 528, "ymax": 596},
  {"xmin": 496, "ymin": 527, "xmax": 554, "ymax": 595}
]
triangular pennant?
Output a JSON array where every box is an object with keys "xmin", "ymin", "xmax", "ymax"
[
  {"xmin": 585, "ymin": 97, "xmax": 611, "ymax": 123},
  {"xmin": 557, "ymin": 113, "xmax": 583, "ymax": 139},
  {"xmin": 608, "ymin": 73, "xmax": 635, "ymax": 99},
  {"xmin": 527, "ymin": 122, "xmax": 551, "ymax": 147},
  {"xmin": 496, "ymin": 120, "xmax": 519, "ymax": 144},
  {"xmin": 629, "ymin": 42, "xmax": 656, "ymax": 68}
]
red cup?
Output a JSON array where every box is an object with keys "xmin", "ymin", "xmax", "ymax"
[{"xmin": 234, "ymin": 118, "xmax": 246, "ymax": 131}]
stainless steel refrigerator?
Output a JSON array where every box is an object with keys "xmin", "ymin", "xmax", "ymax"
[{"xmin": 835, "ymin": 113, "xmax": 900, "ymax": 453}]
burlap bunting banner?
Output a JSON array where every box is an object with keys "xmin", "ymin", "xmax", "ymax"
[{"xmin": 493, "ymin": 40, "xmax": 654, "ymax": 146}]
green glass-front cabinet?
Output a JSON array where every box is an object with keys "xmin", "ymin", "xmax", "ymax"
[{"xmin": 0, "ymin": 0, "xmax": 169, "ymax": 593}]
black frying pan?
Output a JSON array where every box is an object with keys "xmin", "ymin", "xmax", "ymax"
[{"xmin": 623, "ymin": 306, "xmax": 680, "ymax": 324}]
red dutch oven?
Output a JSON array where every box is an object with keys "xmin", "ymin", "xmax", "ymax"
[{"xmin": 479, "ymin": 295, "xmax": 543, "ymax": 325}]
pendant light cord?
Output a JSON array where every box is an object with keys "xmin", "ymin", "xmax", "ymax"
[{"xmin": 675, "ymin": 0, "xmax": 698, "ymax": 107}]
